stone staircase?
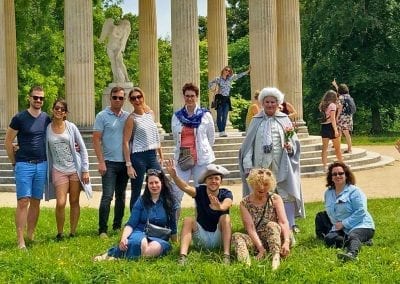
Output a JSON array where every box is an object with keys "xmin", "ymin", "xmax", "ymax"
[{"xmin": 0, "ymin": 130, "xmax": 394, "ymax": 192}]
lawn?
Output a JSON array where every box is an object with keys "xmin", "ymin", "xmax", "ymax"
[{"xmin": 0, "ymin": 199, "xmax": 399, "ymax": 283}]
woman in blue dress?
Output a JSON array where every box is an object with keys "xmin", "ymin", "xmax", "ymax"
[{"xmin": 94, "ymin": 169, "xmax": 177, "ymax": 260}]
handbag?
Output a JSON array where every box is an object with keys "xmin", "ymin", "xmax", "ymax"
[
  {"xmin": 177, "ymin": 147, "xmax": 195, "ymax": 171},
  {"xmin": 145, "ymin": 220, "xmax": 172, "ymax": 241}
]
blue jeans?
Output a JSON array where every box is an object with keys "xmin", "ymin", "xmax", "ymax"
[
  {"xmin": 98, "ymin": 161, "xmax": 129, "ymax": 234},
  {"xmin": 130, "ymin": 150, "xmax": 162, "ymax": 211},
  {"xmin": 216, "ymin": 101, "xmax": 229, "ymax": 132},
  {"xmin": 15, "ymin": 161, "xmax": 47, "ymax": 199}
]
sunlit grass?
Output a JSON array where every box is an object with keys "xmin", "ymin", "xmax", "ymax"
[{"xmin": 0, "ymin": 199, "xmax": 399, "ymax": 283}]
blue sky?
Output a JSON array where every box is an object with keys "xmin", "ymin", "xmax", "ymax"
[{"xmin": 121, "ymin": 0, "xmax": 207, "ymax": 39}]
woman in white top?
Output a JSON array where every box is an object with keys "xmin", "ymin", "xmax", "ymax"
[
  {"xmin": 45, "ymin": 99, "xmax": 91, "ymax": 240},
  {"xmin": 123, "ymin": 87, "xmax": 164, "ymax": 211},
  {"xmin": 170, "ymin": 83, "xmax": 215, "ymax": 218},
  {"xmin": 319, "ymin": 90, "xmax": 343, "ymax": 172}
]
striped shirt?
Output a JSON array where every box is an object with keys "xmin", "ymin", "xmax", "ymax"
[{"xmin": 131, "ymin": 112, "xmax": 160, "ymax": 153}]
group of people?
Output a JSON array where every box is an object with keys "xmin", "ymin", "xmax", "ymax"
[
  {"xmin": 319, "ymin": 80, "xmax": 356, "ymax": 172},
  {"xmin": 4, "ymin": 71, "xmax": 376, "ymax": 267}
]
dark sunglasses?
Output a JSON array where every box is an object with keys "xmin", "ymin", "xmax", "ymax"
[
  {"xmin": 54, "ymin": 106, "xmax": 66, "ymax": 112},
  {"xmin": 147, "ymin": 169, "xmax": 162, "ymax": 175},
  {"xmin": 112, "ymin": 96, "xmax": 125, "ymax": 101},
  {"xmin": 130, "ymin": 94, "xmax": 143, "ymax": 101},
  {"xmin": 31, "ymin": 95, "xmax": 44, "ymax": 101},
  {"xmin": 184, "ymin": 94, "xmax": 196, "ymax": 98},
  {"xmin": 332, "ymin": 172, "xmax": 345, "ymax": 177}
]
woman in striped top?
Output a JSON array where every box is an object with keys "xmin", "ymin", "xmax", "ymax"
[{"xmin": 123, "ymin": 87, "xmax": 163, "ymax": 211}]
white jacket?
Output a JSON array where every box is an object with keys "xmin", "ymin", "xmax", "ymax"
[{"xmin": 171, "ymin": 106, "xmax": 215, "ymax": 166}]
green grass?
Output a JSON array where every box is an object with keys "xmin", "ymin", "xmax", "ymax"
[
  {"xmin": 352, "ymin": 133, "xmax": 400, "ymax": 145},
  {"xmin": 1, "ymin": 199, "xmax": 399, "ymax": 283}
]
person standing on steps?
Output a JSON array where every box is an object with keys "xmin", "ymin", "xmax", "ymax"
[
  {"xmin": 93, "ymin": 86, "xmax": 130, "ymax": 238},
  {"xmin": 208, "ymin": 65, "xmax": 251, "ymax": 137},
  {"xmin": 4, "ymin": 86, "xmax": 51, "ymax": 249}
]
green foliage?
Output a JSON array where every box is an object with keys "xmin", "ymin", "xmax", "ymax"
[
  {"xmin": 301, "ymin": 0, "xmax": 400, "ymax": 134},
  {"xmin": 0, "ymin": 199, "xmax": 399, "ymax": 282},
  {"xmin": 230, "ymin": 95, "xmax": 250, "ymax": 131},
  {"xmin": 226, "ymin": 0, "xmax": 249, "ymax": 43}
]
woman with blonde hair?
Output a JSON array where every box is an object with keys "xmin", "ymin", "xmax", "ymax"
[
  {"xmin": 319, "ymin": 90, "xmax": 343, "ymax": 172},
  {"xmin": 123, "ymin": 87, "xmax": 163, "ymax": 211},
  {"xmin": 232, "ymin": 168, "xmax": 291, "ymax": 270}
]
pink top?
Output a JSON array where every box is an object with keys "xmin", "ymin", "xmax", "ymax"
[
  {"xmin": 181, "ymin": 126, "xmax": 197, "ymax": 162},
  {"xmin": 325, "ymin": 103, "xmax": 337, "ymax": 124}
]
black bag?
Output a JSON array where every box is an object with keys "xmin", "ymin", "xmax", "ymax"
[
  {"xmin": 315, "ymin": 210, "xmax": 333, "ymax": 240},
  {"xmin": 342, "ymin": 95, "xmax": 356, "ymax": 115},
  {"xmin": 145, "ymin": 221, "xmax": 172, "ymax": 241},
  {"xmin": 177, "ymin": 147, "xmax": 195, "ymax": 171}
]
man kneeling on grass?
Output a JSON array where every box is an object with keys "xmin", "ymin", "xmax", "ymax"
[{"xmin": 164, "ymin": 160, "xmax": 233, "ymax": 265}]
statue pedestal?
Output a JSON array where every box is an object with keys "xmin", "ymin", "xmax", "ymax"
[{"xmin": 102, "ymin": 82, "xmax": 134, "ymax": 112}]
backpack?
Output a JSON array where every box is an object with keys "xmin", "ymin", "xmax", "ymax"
[
  {"xmin": 342, "ymin": 95, "xmax": 356, "ymax": 115},
  {"xmin": 315, "ymin": 210, "xmax": 333, "ymax": 240}
]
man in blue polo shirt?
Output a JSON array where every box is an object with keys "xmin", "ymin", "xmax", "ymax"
[
  {"xmin": 93, "ymin": 86, "xmax": 130, "ymax": 238},
  {"xmin": 5, "ymin": 86, "xmax": 51, "ymax": 249},
  {"xmin": 165, "ymin": 160, "xmax": 233, "ymax": 265}
]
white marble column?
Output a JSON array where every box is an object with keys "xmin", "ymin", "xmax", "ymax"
[
  {"xmin": 139, "ymin": 0, "xmax": 161, "ymax": 124},
  {"xmin": 171, "ymin": 0, "xmax": 200, "ymax": 110},
  {"xmin": 0, "ymin": 0, "xmax": 18, "ymax": 130},
  {"xmin": 207, "ymin": 0, "xmax": 228, "ymax": 107},
  {"xmin": 277, "ymin": 0, "xmax": 303, "ymax": 123},
  {"xmin": 249, "ymin": 0, "xmax": 278, "ymax": 93},
  {"xmin": 64, "ymin": 0, "xmax": 95, "ymax": 128}
]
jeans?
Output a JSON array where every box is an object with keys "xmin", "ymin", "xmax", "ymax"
[
  {"xmin": 216, "ymin": 101, "xmax": 229, "ymax": 132},
  {"xmin": 324, "ymin": 228, "xmax": 375, "ymax": 256},
  {"xmin": 98, "ymin": 161, "xmax": 129, "ymax": 234},
  {"xmin": 130, "ymin": 150, "xmax": 162, "ymax": 211}
]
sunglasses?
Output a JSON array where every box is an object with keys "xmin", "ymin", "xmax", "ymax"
[
  {"xmin": 130, "ymin": 94, "xmax": 143, "ymax": 101},
  {"xmin": 332, "ymin": 172, "xmax": 345, "ymax": 177},
  {"xmin": 112, "ymin": 96, "xmax": 125, "ymax": 101},
  {"xmin": 147, "ymin": 169, "xmax": 162, "ymax": 175},
  {"xmin": 184, "ymin": 94, "xmax": 196, "ymax": 98},
  {"xmin": 31, "ymin": 95, "xmax": 44, "ymax": 101},
  {"xmin": 54, "ymin": 106, "xmax": 66, "ymax": 112},
  {"xmin": 224, "ymin": 69, "xmax": 231, "ymax": 72}
]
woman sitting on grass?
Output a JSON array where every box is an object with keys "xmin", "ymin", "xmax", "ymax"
[
  {"xmin": 94, "ymin": 170, "xmax": 177, "ymax": 261},
  {"xmin": 324, "ymin": 161, "xmax": 375, "ymax": 262},
  {"xmin": 232, "ymin": 168, "xmax": 291, "ymax": 270}
]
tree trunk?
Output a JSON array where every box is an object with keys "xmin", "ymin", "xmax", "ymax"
[{"xmin": 370, "ymin": 105, "xmax": 383, "ymax": 134}]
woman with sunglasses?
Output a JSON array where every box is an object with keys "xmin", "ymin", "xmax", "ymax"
[
  {"xmin": 94, "ymin": 170, "xmax": 177, "ymax": 261},
  {"xmin": 171, "ymin": 83, "xmax": 215, "ymax": 219},
  {"xmin": 123, "ymin": 87, "xmax": 163, "ymax": 211},
  {"xmin": 44, "ymin": 99, "xmax": 91, "ymax": 240},
  {"xmin": 324, "ymin": 161, "xmax": 375, "ymax": 262},
  {"xmin": 208, "ymin": 65, "xmax": 250, "ymax": 137}
]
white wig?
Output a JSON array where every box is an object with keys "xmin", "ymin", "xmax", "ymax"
[{"xmin": 258, "ymin": 87, "xmax": 285, "ymax": 105}]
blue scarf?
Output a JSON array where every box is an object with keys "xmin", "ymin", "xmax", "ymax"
[{"xmin": 175, "ymin": 106, "xmax": 208, "ymax": 128}]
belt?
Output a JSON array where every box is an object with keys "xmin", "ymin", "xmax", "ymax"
[{"xmin": 26, "ymin": 160, "xmax": 45, "ymax": 164}]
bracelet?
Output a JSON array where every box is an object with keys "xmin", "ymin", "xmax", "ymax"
[
  {"xmin": 126, "ymin": 162, "xmax": 132, "ymax": 167},
  {"xmin": 284, "ymin": 238, "xmax": 290, "ymax": 243}
]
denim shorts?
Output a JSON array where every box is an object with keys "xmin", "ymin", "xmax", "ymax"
[
  {"xmin": 15, "ymin": 161, "xmax": 47, "ymax": 200},
  {"xmin": 193, "ymin": 222, "xmax": 222, "ymax": 249}
]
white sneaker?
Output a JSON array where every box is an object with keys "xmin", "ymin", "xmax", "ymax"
[{"xmin": 219, "ymin": 132, "xmax": 228, "ymax": 137}]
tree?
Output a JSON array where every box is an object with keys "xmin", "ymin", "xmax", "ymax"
[
  {"xmin": 301, "ymin": 0, "xmax": 400, "ymax": 134},
  {"xmin": 226, "ymin": 0, "xmax": 249, "ymax": 43}
]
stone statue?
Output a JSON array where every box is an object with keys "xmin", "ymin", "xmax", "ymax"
[{"xmin": 100, "ymin": 18, "xmax": 131, "ymax": 83}]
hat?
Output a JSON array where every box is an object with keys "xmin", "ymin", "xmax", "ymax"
[
  {"xmin": 258, "ymin": 87, "xmax": 284, "ymax": 105},
  {"xmin": 198, "ymin": 164, "xmax": 230, "ymax": 184}
]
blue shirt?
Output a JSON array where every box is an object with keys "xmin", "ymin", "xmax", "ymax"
[
  {"xmin": 195, "ymin": 185, "xmax": 233, "ymax": 232},
  {"xmin": 324, "ymin": 184, "xmax": 375, "ymax": 234},
  {"xmin": 126, "ymin": 197, "xmax": 177, "ymax": 235},
  {"xmin": 208, "ymin": 71, "xmax": 248, "ymax": 97},
  {"xmin": 93, "ymin": 107, "xmax": 129, "ymax": 162},
  {"xmin": 9, "ymin": 110, "xmax": 51, "ymax": 162}
]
